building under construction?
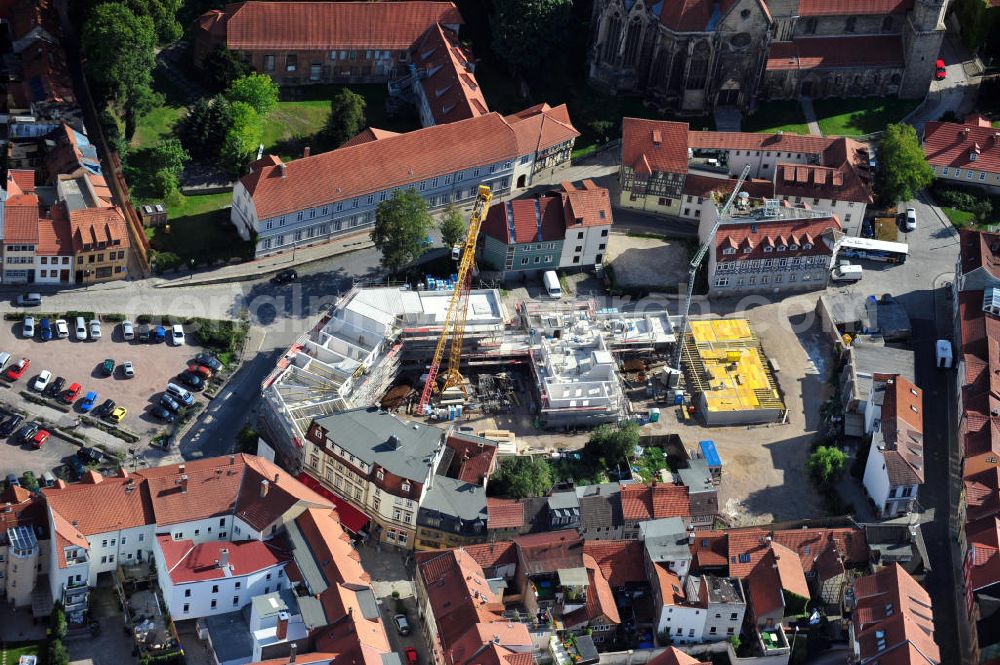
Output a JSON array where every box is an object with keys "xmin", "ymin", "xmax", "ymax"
[
  {"xmin": 259, "ymin": 284, "xmax": 521, "ymax": 471},
  {"xmin": 680, "ymin": 318, "xmax": 785, "ymax": 426}
]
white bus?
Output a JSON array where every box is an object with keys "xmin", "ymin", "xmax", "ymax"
[{"xmin": 838, "ymin": 237, "xmax": 909, "ymax": 264}]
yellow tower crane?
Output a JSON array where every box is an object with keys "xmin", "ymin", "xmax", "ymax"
[{"xmin": 417, "ymin": 185, "xmax": 493, "ymax": 414}]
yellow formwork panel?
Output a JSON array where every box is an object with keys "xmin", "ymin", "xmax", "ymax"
[{"xmin": 688, "ymin": 319, "xmax": 784, "ymax": 413}]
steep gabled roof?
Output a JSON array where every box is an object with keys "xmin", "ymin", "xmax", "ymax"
[
  {"xmin": 620, "ymin": 483, "xmax": 691, "ymax": 522},
  {"xmin": 851, "ymin": 564, "xmax": 940, "ymax": 665},
  {"xmin": 959, "ymin": 229, "xmax": 1000, "ymax": 280},
  {"xmin": 411, "ymin": 24, "xmax": 488, "ymax": 126},
  {"xmin": 622, "ymin": 118, "xmax": 689, "ymax": 175},
  {"xmin": 798, "ymin": 0, "xmax": 914, "ymax": 14},
  {"xmin": 924, "ymin": 119, "xmax": 1000, "ymax": 174},
  {"xmin": 766, "ymin": 36, "xmax": 905, "ymax": 71}
]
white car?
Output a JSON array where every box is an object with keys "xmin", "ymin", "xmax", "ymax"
[
  {"xmin": 55, "ymin": 319, "xmax": 69, "ymax": 339},
  {"xmin": 171, "ymin": 324, "xmax": 185, "ymax": 346},
  {"xmin": 123, "ymin": 361, "xmax": 134, "ymax": 378},
  {"xmin": 74, "ymin": 317, "xmax": 87, "ymax": 341},
  {"xmin": 905, "ymin": 208, "xmax": 917, "ymax": 231},
  {"xmin": 89, "ymin": 320, "xmax": 102, "ymax": 340},
  {"xmin": 33, "ymin": 369, "xmax": 51, "ymax": 392},
  {"xmin": 122, "ymin": 320, "xmax": 134, "ymax": 341},
  {"xmin": 22, "ymin": 316, "xmax": 34, "ymax": 339}
]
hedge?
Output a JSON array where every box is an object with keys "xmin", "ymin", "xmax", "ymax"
[
  {"xmin": 20, "ymin": 391, "xmax": 72, "ymax": 413},
  {"xmin": 81, "ymin": 416, "xmax": 140, "ymax": 444}
]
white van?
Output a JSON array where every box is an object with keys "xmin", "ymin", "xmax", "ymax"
[
  {"xmin": 831, "ymin": 263, "xmax": 863, "ymax": 283},
  {"xmin": 542, "ymin": 270, "xmax": 562, "ymax": 299},
  {"xmin": 936, "ymin": 339, "xmax": 954, "ymax": 369},
  {"xmin": 165, "ymin": 383, "xmax": 194, "ymax": 406},
  {"xmin": 0, "ymin": 353, "xmax": 12, "ymax": 371}
]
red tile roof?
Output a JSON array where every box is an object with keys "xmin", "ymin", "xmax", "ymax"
[
  {"xmin": 621, "ymin": 483, "xmax": 691, "ymax": 522},
  {"xmin": 798, "ymin": 0, "xmax": 914, "ymax": 14},
  {"xmin": 647, "ymin": 647, "xmax": 706, "ymax": 665},
  {"xmin": 583, "ymin": 540, "xmax": 647, "ymax": 586},
  {"xmin": 622, "ymin": 118, "xmax": 689, "ymax": 175},
  {"xmin": 16, "ymin": 38, "xmax": 74, "ymax": 107},
  {"xmin": 157, "ymin": 535, "xmax": 290, "ymax": 583},
  {"xmin": 965, "ymin": 468, "xmax": 1000, "ymax": 523},
  {"xmin": 771, "ymin": 527, "xmax": 869, "ymax": 574},
  {"xmin": 851, "ymin": 564, "xmax": 940, "ymax": 665},
  {"xmin": 237, "ymin": 456, "xmax": 333, "ymax": 530},
  {"xmin": 564, "ymin": 553, "xmax": 621, "ymax": 628},
  {"xmin": 486, "ymin": 498, "xmax": 524, "ymax": 530},
  {"xmin": 691, "ymin": 531, "xmax": 729, "ymax": 568},
  {"xmin": 412, "ymin": 24, "xmax": 489, "ymax": 126},
  {"xmin": 43, "ymin": 474, "xmax": 155, "ymax": 537},
  {"xmin": 725, "ymin": 529, "xmax": 770, "ymax": 577},
  {"xmin": 968, "ymin": 517, "xmax": 1000, "ymax": 592},
  {"xmin": 244, "ymin": 109, "xmax": 557, "ymax": 220},
  {"xmin": 715, "ymin": 215, "xmax": 840, "ymax": 263},
  {"xmin": 960, "ymin": 229, "xmax": 1000, "ymax": 280},
  {"xmin": 923, "ymin": 119, "xmax": 1000, "ymax": 174},
  {"xmin": 444, "ymin": 433, "xmax": 498, "ymax": 484},
  {"xmin": 8, "ymin": 169, "xmax": 35, "ymax": 194},
  {"xmin": 216, "ymin": 1, "xmax": 461, "ymax": 51},
  {"xmin": 688, "ymin": 131, "xmax": 833, "ymax": 154},
  {"xmin": 514, "ymin": 529, "xmax": 584, "ymax": 574},
  {"xmin": 766, "ymin": 36, "xmax": 905, "ymax": 71},
  {"xmin": 774, "ymin": 138, "xmax": 873, "ymax": 204},
  {"xmin": 504, "ymin": 103, "xmax": 579, "ymax": 154},
  {"xmin": 482, "ymin": 195, "xmax": 566, "ymax": 245},
  {"xmin": 341, "ymin": 127, "xmax": 402, "ymax": 148},
  {"xmin": 461, "ymin": 540, "xmax": 519, "ymax": 570},
  {"xmin": 683, "ymin": 174, "xmax": 774, "ymax": 199},
  {"xmin": 746, "ymin": 551, "xmax": 785, "ymax": 618},
  {"xmin": 5, "ymin": 205, "xmax": 40, "ymax": 243},
  {"xmin": 771, "ymin": 541, "xmax": 810, "ymax": 599},
  {"xmin": 68, "ymin": 207, "xmax": 129, "ymax": 252},
  {"xmin": 36, "ymin": 213, "xmax": 75, "ymax": 256},
  {"xmin": 560, "ymin": 180, "xmax": 613, "ymax": 228},
  {"xmin": 875, "ymin": 374, "xmax": 925, "ymax": 486}
]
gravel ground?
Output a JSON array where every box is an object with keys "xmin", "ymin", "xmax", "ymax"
[{"xmin": 606, "ymin": 232, "xmax": 690, "ymax": 291}]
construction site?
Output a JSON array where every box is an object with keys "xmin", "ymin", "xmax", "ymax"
[{"xmin": 681, "ymin": 318, "xmax": 786, "ymax": 426}]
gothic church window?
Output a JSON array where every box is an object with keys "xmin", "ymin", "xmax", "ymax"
[
  {"xmin": 603, "ymin": 14, "xmax": 622, "ymax": 62},
  {"xmin": 623, "ymin": 17, "xmax": 643, "ymax": 65},
  {"xmin": 845, "ymin": 17, "xmax": 856, "ymax": 32}
]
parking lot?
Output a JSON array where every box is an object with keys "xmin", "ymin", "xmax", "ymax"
[{"xmin": 0, "ymin": 317, "xmax": 208, "ymax": 436}]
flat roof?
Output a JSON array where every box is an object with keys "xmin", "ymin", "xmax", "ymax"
[
  {"xmin": 204, "ymin": 610, "xmax": 254, "ymax": 664},
  {"xmin": 687, "ymin": 319, "xmax": 784, "ymax": 414}
]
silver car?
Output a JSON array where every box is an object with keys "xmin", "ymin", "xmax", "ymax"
[
  {"xmin": 22, "ymin": 316, "xmax": 34, "ymax": 339},
  {"xmin": 122, "ymin": 320, "xmax": 134, "ymax": 341},
  {"xmin": 89, "ymin": 319, "xmax": 102, "ymax": 340}
]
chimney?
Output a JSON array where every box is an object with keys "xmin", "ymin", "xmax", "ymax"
[
  {"xmin": 230, "ymin": 454, "xmax": 235, "ymax": 465},
  {"xmin": 288, "ymin": 644, "xmax": 297, "ymax": 664},
  {"xmin": 278, "ymin": 163, "xmax": 287, "ymax": 178},
  {"xmin": 260, "ymin": 479, "xmax": 270, "ymax": 498},
  {"xmin": 389, "ymin": 434, "xmax": 401, "ymax": 450},
  {"xmin": 179, "ymin": 464, "xmax": 186, "ymax": 475},
  {"xmin": 274, "ymin": 473, "xmax": 280, "ymax": 485},
  {"xmin": 219, "ymin": 548, "xmax": 230, "ymax": 569},
  {"xmin": 303, "ymin": 146, "xmax": 311, "ymax": 158},
  {"xmin": 180, "ymin": 474, "xmax": 189, "ymax": 493},
  {"xmin": 276, "ymin": 611, "xmax": 289, "ymax": 641}
]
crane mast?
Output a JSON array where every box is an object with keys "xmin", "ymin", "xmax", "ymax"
[
  {"xmin": 417, "ymin": 185, "xmax": 493, "ymax": 414},
  {"xmin": 669, "ymin": 164, "xmax": 752, "ymax": 371}
]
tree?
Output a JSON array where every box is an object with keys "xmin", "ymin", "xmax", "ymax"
[
  {"xmin": 488, "ymin": 456, "xmax": 554, "ymax": 499},
  {"xmin": 807, "ymin": 446, "xmax": 847, "ymax": 485},
  {"xmin": 584, "ymin": 421, "xmax": 640, "ymax": 469},
  {"xmin": 202, "ymin": 47, "xmax": 252, "ymax": 92},
  {"xmin": 50, "ymin": 602, "xmax": 68, "ymax": 640},
  {"xmin": 225, "ymin": 73, "xmax": 279, "ymax": 116},
  {"xmin": 21, "ymin": 471, "xmax": 38, "ymax": 492},
  {"xmin": 876, "ymin": 123, "xmax": 934, "ymax": 206},
  {"xmin": 221, "ymin": 101, "xmax": 264, "ymax": 175},
  {"xmin": 371, "ymin": 190, "xmax": 434, "ymax": 272},
  {"xmin": 236, "ymin": 425, "xmax": 259, "ymax": 454},
  {"xmin": 179, "ymin": 96, "xmax": 233, "ymax": 159},
  {"xmin": 49, "ymin": 640, "xmax": 69, "ymax": 665},
  {"xmin": 147, "ymin": 137, "xmax": 190, "ymax": 177},
  {"xmin": 81, "ymin": 3, "xmax": 156, "ymax": 138},
  {"xmin": 439, "ymin": 205, "xmax": 467, "ymax": 248},
  {"xmin": 492, "ymin": 0, "xmax": 572, "ymax": 73},
  {"xmin": 151, "ymin": 168, "xmax": 180, "ymax": 200},
  {"xmin": 324, "ymin": 88, "xmax": 367, "ymax": 148}
]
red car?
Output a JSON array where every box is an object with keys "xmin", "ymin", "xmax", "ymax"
[
  {"xmin": 404, "ymin": 648, "xmax": 418, "ymax": 664},
  {"xmin": 61, "ymin": 382, "xmax": 82, "ymax": 404},
  {"xmin": 32, "ymin": 430, "xmax": 49, "ymax": 449},
  {"xmin": 5, "ymin": 358, "xmax": 30, "ymax": 381},
  {"xmin": 187, "ymin": 364, "xmax": 213, "ymax": 380},
  {"xmin": 935, "ymin": 59, "xmax": 947, "ymax": 80}
]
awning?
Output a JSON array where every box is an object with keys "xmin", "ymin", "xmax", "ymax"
[{"xmin": 296, "ymin": 472, "xmax": 371, "ymax": 534}]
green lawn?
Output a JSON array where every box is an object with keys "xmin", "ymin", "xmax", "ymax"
[
  {"xmin": 743, "ymin": 100, "xmax": 810, "ymax": 135},
  {"xmin": 942, "ymin": 206, "xmax": 976, "ymax": 228},
  {"xmin": 147, "ymin": 207, "xmax": 252, "ymax": 268},
  {"xmin": 812, "ymin": 97, "xmax": 920, "ymax": 137},
  {"xmin": 3, "ymin": 642, "xmax": 42, "ymax": 663},
  {"xmin": 261, "ymin": 100, "xmax": 331, "ymax": 162},
  {"xmin": 162, "ymin": 191, "xmax": 232, "ymax": 221},
  {"xmin": 131, "ymin": 66, "xmax": 191, "ymax": 150}
]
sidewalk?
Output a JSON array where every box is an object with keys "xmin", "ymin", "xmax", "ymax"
[
  {"xmin": 153, "ymin": 230, "xmax": 376, "ymax": 288},
  {"xmin": 800, "ymin": 97, "xmax": 822, "ymax": 136}
]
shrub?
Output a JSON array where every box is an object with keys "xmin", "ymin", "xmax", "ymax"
[
  {"xmin": 50, "ymin": 639, "xmax": 69, "ymax": 665},
  {"xmin": 100, "ymin": 313, "xmax": 127, "ymax": 322},
  {"xmin": 807, "ymin": 446, "xmax": 847, "ymax": 485},
  {"xmin": 50, "ymin": 602, "xmax": 68, "ymax": 639},
  {"xmin": 21, "ymin": 471, "xmax": 39, "ymax": 492},
  {"xmin": 150, "ymin": 250, "xmax": 183, "ymax": 273}
]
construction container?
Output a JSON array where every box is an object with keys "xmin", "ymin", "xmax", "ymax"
[{"xmin": 649, "ymin": 408, "xmax": 660, "ymax": 423}]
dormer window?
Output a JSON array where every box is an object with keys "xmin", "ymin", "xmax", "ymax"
[
  {"xmin": 376, "ymin": 469, "xmax": 384, "ymax": 481},
  {"xmin": 971, "ymin": 151, "xmax": 979, "ymax": 161},
  {"xmin": 777, "ymin": 245, "xmax": 787, "ymax": 252},
  {"xmin": 401, "ymin": 482, "xmax": 411, "ymax": 492},
  {"xmin": 742, "ymin": 247, "xmax": 752, "ymax": 254},
  {"xmin": 802, "ymin": 243, "xmax": 813, "ymax": 250},
  {"xmin": 789, "ymin": 243, "xmax": 799, "ymax": 250},
  {"xmin": 763, "ymin": 246, "xmax": 773, "ymax": 253},
  {"xmin": 723, "ymin": 247, "xmax": 736, "ymax": 255}
]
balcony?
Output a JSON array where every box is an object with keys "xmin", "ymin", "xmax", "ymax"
[{"xmin": 757, "ymin": 624, "xmax": 790, "ymax": 656}]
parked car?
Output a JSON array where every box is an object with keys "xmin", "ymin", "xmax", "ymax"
[
  {"xmin": 122, "ymin": 320, "xmax": 134, "ymax": 341},
  {"xmin": 109, "ymin": 407, "xmax": 127, "ymax": 423},
  {"xmin": 179, "ymin": 372, "xmax": 203, "ymax": 390},
  {"xmin": 153, "ymin": 326, "xmax": 166, "ymax": 343},
  {"xmin": 74, "ymin": 317, "xmax": 87, "ymax": 341},
  {"xmin": 187, "ymin": 364, "xmax": 212, "ymax": 380},
  {"xmin": 393, "ymin": 614, "xmax": 411, "ymax": 636},
  {"xmin": 61, "ymin": 382, "xmax": 82, "ymax": 404},
  {"xmin": 935, "ymin": 58, "xmax": 947, "ymax": 80},
  {"xmin": 194, "ymin": 353, "xmax": 223, "ymax": 372},
  {"xmin": 32, "ymin": 430, "xmax": 49, "ymax": 449},
  {"xmin": 14, "ymin": 293, "xmax": 41, "ymax": 307},
  {"xmin": 47, "ymin": 376, "xmax": 65, "ymax": 397},
  {"xmin": 122, "ymin": 361, "xmax": 135, "ymax": 378},
  {"xmin": 6, "ymin": 473, "xmax": 19, "ymax": 487},
  {"xmin": 101, "ymin": 359, "xmax": 115, "ymax": 376},
  {"xmin": 138, "ymin": 324, "xmax": 150, "ymax": 343},
  {"xmin": 39, "ymin": 318, "xmax": 52, "ymax": 341},
  {"xmin": 89, "ymin": 320, "xmax": 102, "ymax": 340},
  {"xmin": 159, "ymin": 394, "xmax": 181, "ymax": 412},
  {"xmin": 171, "ymin": 324, "xmax": 185, "ymax": 346},
  {"xmin": 149, "ymin": 405, "xmax": 175, "ymax": 422},
  {"xmin": 80, "ymin": 391, "xmax": 98, "ymax": 412},
  {"xmin": 905, "ymin": 207, "xmax": 917, "ymax": 232},
  {"xmin": 16, "ymin": 422, "xmax": 38, "ymax": 444},
  {"xmin": 33, "ymin": 370, "xmax": 51, "ymax": 392},
  {"xmin": 0, "ymin": 414, "xmax": 24, "ymax": 438},
  {"xmin": 55, "ymin": 319, "xmax": 69, "ymax": 339},
  {"xmin": 77, "ymin": 447, "xmax": 102, "ymax": 464},
  {"xmin": 5, "ymin": 358, "xmax": 30, "ymax": 381},
  {"xmin": 66, "ymin": 457, "xmax": 86, "ymax": 480},
  {"xmin": 94, "ymin": 399, "xmax": 116, "ymax": 418},
  {"xmin": 272, "ymin": 269, "xmax": 298, "ymax": 284},
  {"xmin": 22, "ymin": 316, "xmax": 34, "ymax": 338},
  {"xmin": 166, "ymin": 383, "xmax": 194, "ymax": 406}
]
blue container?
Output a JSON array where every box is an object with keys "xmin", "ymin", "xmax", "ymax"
[{"xmin": 699, "ymin": 440, "xmax": 722, "ymax": 468}]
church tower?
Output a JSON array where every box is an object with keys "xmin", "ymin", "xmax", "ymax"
[{"xmin": 899, "ymin": 0, "xmax": 947, "ymax": 98}]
